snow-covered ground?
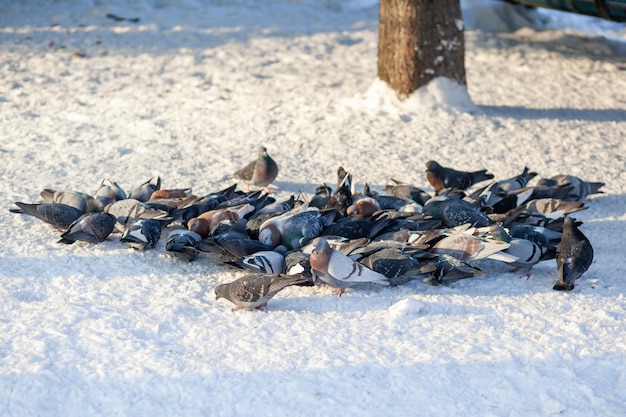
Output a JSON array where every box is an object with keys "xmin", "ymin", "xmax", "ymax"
[{"xmin": 1, "ymin": 0, "xmax": 625, "ymax": 415}]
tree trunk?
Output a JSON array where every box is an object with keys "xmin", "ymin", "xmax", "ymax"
[{"xmin": 378, "ymin": 0, "xmax": 466, "ymax": 99}]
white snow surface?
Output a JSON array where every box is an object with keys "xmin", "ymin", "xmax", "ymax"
[{"xmin": 1, "ymin": 0, "xmax": 626, "ymax": 415}]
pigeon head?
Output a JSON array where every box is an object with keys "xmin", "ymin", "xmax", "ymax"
[
  {"xmin": 214, "ymin": 284, "xmax": 227, "ymax": 301},
  {"xmin": 347, "ymin": 198, "xmax": 380, "ymax": 219},
  {"xmin": 258, "ymin": 223, "xmax": 282, "ymax": 248},
  {"xmin": 187, "ymin": 217, "xmax": 211, "ymax": 238},
  {"xmin": 422, "ymin": 200, "xmax": 444, "ymax": 219},
  {"xmin": 309, "ymin": 237, "xmax": 333, "ymax": 273},
  {"xmin": 425, "ymin": 160, "xmax": 441, "ymax": 172}
]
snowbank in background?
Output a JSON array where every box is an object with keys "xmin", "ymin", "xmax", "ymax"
[{"xmin": 350, "ymin": 77, "xmax": 477, "ymax": 115}]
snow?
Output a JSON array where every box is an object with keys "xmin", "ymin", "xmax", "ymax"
[{"xmin": 1, "ymin": 0, "xmax": 626, "ymax": 415}]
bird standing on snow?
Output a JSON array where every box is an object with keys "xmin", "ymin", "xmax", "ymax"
[
  {"xmin": 425, "ymin": 160, "xmax": 494, "ymax": 192},
  {"xmin": 11, "ymin": 202, "xmax": 84, "ymax": 229},
  {"xmin": 554, "ymin": 217, "xmax": 594, "ymax": 291},
  {"xmin": 214, "ymin": 273, "xmax": 308, "ymax": 310},
  {"xmin": 309, "ymin": 236, "xmax": 390, "ymax": 294},
  {"xmin": 233, "ymin": 146, "xmax": 279, "ymax": 190}
]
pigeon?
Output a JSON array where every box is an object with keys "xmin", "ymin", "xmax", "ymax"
[
  {"xmin": 120, "ymin": 218, "xmax": 162, "ymax": 250},
  {"xmin": 165, "ymin": 229, "xmax": 203, "ymax": 262},
  {"xmin": 40, "ymin": 189, "xmax": 104, "ymax": 213},
  {"xmin": 250, "ymin": 195, "xmax": 296, "ymax": 219},
  {"xmin": 149, "ymin": 188, "xmax": 192, "ymax": 200},
  {"xmin": 429, "ymin": 233, "xmax": 518, "ymax": 263},
  {"xmin": 174, "ymin": 193, "xmax": 229, "ymax": 226},
  {"xmin": 105, "ymin": 198, "xmax": 172, "ymax": 231},
  {"xmin": 127, "ymin": 176, "xmax": 161, "ymax": 202},
  {"xmin": 346, "ymin": 197, "xmax": 380, "ymax": 218},
  {"xmin": 505, "ymin": 237, "xmax": 556, "ymax": 277},
  {"xmin": 554, "ymin": 216, "xmax": 594, "ymax": 291},
  {"xmin": 228, "ymin": 250, "xmax": 286, "ymax": 275},
  {"xmin": 258, "ymin": 206, "xmax": 326, "ymax": 250},
  {"xmin": 509, "ymin": 224, "xmax": 562, "ymax": 247},
  {"xmin": 320, "ymin": 214, "xmax": 391, "ymax": 240},
  {"xmin": 521, "ymin": 198, "xmax": 587, "ymax": 220},
  {"xmin": 424, "ymin": 253, "xmax": 484, "ymax": 285},
  {"xmin": 363, "ymin": 183, "xmax": 417, "ymax": 212},
  {"xmin": 187, "ymin": 207, "xmax": 245, "ymax": 238},
  {"xmin": 425, "ymin": 160, "xmax": 494, "ymax": 192},
  {"xmin": 233, "ymin": 146, "xmax": 279, "ymax": 190},
  {"xmin": 493, "ymin": 166, "xmax": 537, "ymax": 193},
  {"xmin": 11, "ymin": 202, "xmax": 84, "ymax": 229},
  {"xmin": 537, "ymin": 175, "xmax": 604, "ymax": 201},
  {"xmin": 93, "ymin": 179, "xmax": 127, "ymax": 207},
  {"xmin": 206, "ymin": 235, "xmax": 275, "ymax": 259},
  {"xmin": 354, "ymin": 245, "xmax": 436, "ymax": 286},
  {"xmin": 324, "ymin": 167, "xmax": 353, "ymax": 216},
  {"xmin": 284, "ymin": 250, "xmax": 315, "ymax": 284},
  {"xmin": 385, "ymin": 178, "xmax": 432, "ymax": 206},
  {"xmin": 469, "ymin": 182, "xmax": 527, "ymax": 215},
  {"xmin": 58, "ymin": 212, "xmax": 116, "ymax": 244},
  {"xmin": 309, "ymin": 236, "xmax": 390, "ymax": 294},
  {"xmin": 214, "ymin": 273, "xmax": 309, "ymax": 310},
  {"xmin": 309, "ymin": 184, "xmax": 332, "ymax": 209},
  {"xmin": 422, "ymin": 197, "xmax": 492, "ymax": 228},
  {"xmin": 482, "ymin": 226, "xmax": 556, "ymax": 277}
]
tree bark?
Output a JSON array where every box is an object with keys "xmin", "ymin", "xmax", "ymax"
[{"xmin": 378, "ymin": 0, "xmax": 466, "ymax": 99}]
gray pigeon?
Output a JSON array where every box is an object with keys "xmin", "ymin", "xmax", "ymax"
[
  {"xmin": 422, "ymin": 197, "xmax": 492, "ymax": 228},
  {"xmin": 233, "ymin": 146, "xmax": 279, "ymax": 189},
  {"xmin": 537, "ymin": 175, "xmax": 604, "ymax": 201},
  {"xmin": 40, "ymin": 189, "xmax": 104, "ymax": 213},
  {"xmin": 355, "ymin": 245, "xmax": 436, "ymax": 286},
  {"xmin": 493, "ymin": 166, "xmax": 537, "ymax": 193},
  {"xmin": 11, "ymin": 202, "xmax": 84, "ymax": 229},
  {"xmin": 93, "ymin": 179, "xmax": 127, "ymax": 207},
  {"xmin": 309, "ymin": 184, "xmax": 332, "ymax": 209},
  {"xmin": 105, "ymin": 198, "xmax": 172, "ymax": 231},
  {"xmin": 554, "ymin": 216, "xmax": 594, "ymax": 291},
  {"xmin": 385, "ymin": 178, "xmax": 432, "ymax": 206},
  {"xmin": 214, "ymin": 273, "xmax": 308, "ymax": 310},
  {"xmin": 127, "ymin": 176, "xmax": 161, "ymax": 202},
  {"xmin": 165, "ymin": 229, "xmax": 203, "ymax": 262},
  {"xmin": 58, "ymin": 212, "xmax": 116, "ymax": 244},
  {"xmin": 424, "ymin": 253, "xmax": 484, "ymax": 285}
]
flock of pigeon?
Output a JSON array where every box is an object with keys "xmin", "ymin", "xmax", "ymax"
[{"xmin": 11, "ymin": 146, "xmax": 603, "ymax": 310}]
